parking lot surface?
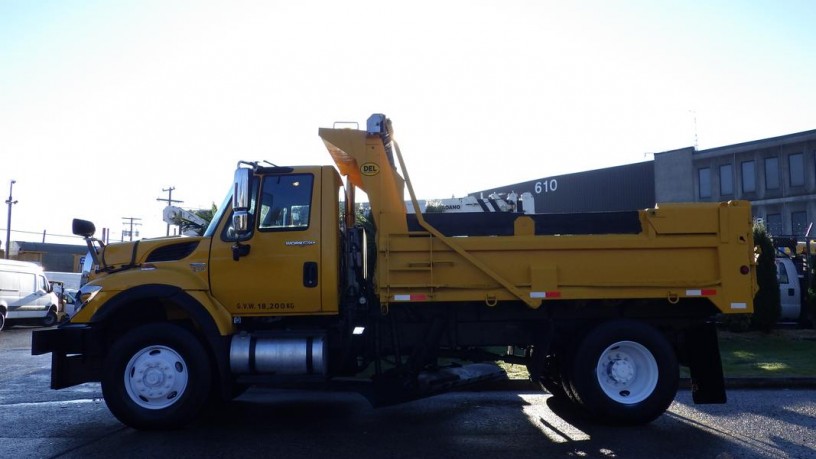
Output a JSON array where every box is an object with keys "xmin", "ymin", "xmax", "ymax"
[{"xmin": 2, "ymin": 326, "xmax": 814, "ymax": 458}]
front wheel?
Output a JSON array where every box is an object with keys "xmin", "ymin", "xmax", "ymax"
[
  {"xmin": 568, "ymin": 320, "xmax": 678, "ymax": 425},
  {"xmin": 102, "ymin": 323, "xmax": 212, "ymax": 430},
  {"xmin": 41, "ymin": 309, "xmax": 58, "ymax": 327}
]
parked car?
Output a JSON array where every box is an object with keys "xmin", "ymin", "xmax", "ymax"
[
  {"xmin": 63, "ymin": 288, "xmax": 79, "ymax": 318},
  {"xmin": 0, "ymin": 259, "xmax": 61, "ymax": 330}
]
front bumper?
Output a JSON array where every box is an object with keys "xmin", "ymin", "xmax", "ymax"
[{"xmin": 31, "ymin": 324, "xmax": 106, "ymax": 389}]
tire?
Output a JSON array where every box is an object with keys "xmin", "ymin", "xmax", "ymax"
[
  {"xmin": 529, "ymin": 341, "xmax": 586, "ymax": 415},
  {"xmin": 41, "ymin": 309, "xmax": 58, "ymax": 327},
  {"xmin": 531, "ymin": 353, "xmax": 570, "ymax": 399},
  {"xmin": 0, "ymin": 311, "xmax": 5, "ymax": 332},
  {"xmin": 102, "ymin": 323, "xmax": 212, "ymax": 430},
  {"xmin": 567, "ymin": 320, "xmax": 678, "ymax": 425}
]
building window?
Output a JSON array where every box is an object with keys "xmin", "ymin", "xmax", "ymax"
[
  {"xmin": 791, "ymin": 211, "xmax": 808, "ymax": 235},
  {"xmin": 765, "ymin": 157, "xmax": 779, "ymax": 190},
  {"xmin": 741, "ymin": 160, "xmax": 756, "ymax": 193},
  {"xmin": 720, "ymin": 164, "xmax": 733, "ymax": 195},
  {"xmin": 698, "ymin": 168, "xmax": 711, "ymax": 198},
  {"xmin": 766, "ymin": 213, "xmax": 783, "ymax": 235},
  {"xmin": 789, "ymin": 153, "xmax": 805, "ymax": 187}
]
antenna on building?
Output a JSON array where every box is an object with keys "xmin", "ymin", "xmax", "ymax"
[{"xmin": 689, "ymin": 109, "xmax": 699, "ymax": 150}]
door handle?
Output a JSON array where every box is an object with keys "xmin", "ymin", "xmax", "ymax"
[{"xmin": 303, "ymin": 262, "xmax": 318, "ymax": 288}]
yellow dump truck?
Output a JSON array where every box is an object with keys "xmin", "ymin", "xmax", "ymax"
[{"xmin": 32, "ymin": 114, "xmax": 756, "ymax": 430}]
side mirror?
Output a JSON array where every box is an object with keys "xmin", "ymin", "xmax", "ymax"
[
  {"xmin": 232, "ymin": 168, "xmax": 251, "ymax": 236},
  {"xmin": 233, "ymin": 211, "xmax": 249, "ymax": 235},
  {"xmin": 72, "ymin": 219, "xmax": 96, "ymax": 238}
]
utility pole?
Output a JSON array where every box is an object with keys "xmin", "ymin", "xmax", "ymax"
[
  {"xmin": 157, "ymin": 186, "xmax": 183, "ymax": 236},
  {"xmin": 121, "ymin": 217, "xmax": 142, "ymax": 242},
  {"xmin": 5, "ymin": 180, "xmax": 17, "ymax": 259}
]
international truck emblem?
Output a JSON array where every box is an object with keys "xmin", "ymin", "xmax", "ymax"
[
  {"xmin": 361, "ymin": 162, "xmax": 380, "ymax": 176},
  {"xmin": 285, "ymin": 240, "xmax": 317, "ymax": 246}
]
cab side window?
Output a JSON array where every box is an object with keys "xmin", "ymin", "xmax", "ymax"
[
  {"xmin": 259, "ymin": 174, "xmax": 313, "ymax": 231},
  {"xmin": 37, "ymin": 275, "xmax": 48, "ymax": 292}
]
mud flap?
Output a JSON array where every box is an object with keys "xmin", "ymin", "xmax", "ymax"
[
  {"xmin": 686, "ymin": 322, "xmax": 727, "ymax": 404},
  {"xmin": 365, "ymin": 363, "xmax": 507, "ymax": 407}
]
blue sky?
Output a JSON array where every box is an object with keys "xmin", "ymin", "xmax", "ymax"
[{"xmin": 1, "ymin": 0, "xmax": 815, "ymax": 244}]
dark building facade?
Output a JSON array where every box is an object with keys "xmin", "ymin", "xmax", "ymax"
[
  {"xmin": 471, "ymin": 128, "xmax": 816, "ymax": 237},
  {"xmin": 471, "ymin": 161, "xmax": 655, "ymax": 213},
  {"xmin": 7, "ymin": 242, "xmax": 86, "ymax": 272}
]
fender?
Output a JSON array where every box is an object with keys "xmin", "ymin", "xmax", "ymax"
[{"xmin": 90, "ymin": 284, "xmax": 233, "ymax": 398}]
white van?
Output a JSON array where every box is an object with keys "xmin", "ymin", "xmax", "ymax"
[{"xmin": 0, "ymin": 259, "xmax": 61, "ymax": 330}]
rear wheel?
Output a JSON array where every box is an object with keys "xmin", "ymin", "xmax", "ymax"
[
  {"xmin": 535, "ymin": 354, "xmax": 569, "ymax": 398},
  {"xmin": 568, "ymin": 320, "xmax": 678, "ymax": 425},
  {"xmin": 0, "ymin": 311, "xmax": 5, "ymax": 331},
  {"xmin": 532, "ymin": 351, "xmax": 578, "ymax": 402},
  {"xmin": 102, "ymin": 323, "xmax": 212, "ymax": 430}
]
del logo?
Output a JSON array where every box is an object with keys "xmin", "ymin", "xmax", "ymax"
[{"xmin": 361, "ymin": 162, "xmax": 380, "ymax": 176}]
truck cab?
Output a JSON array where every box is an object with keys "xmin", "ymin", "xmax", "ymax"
[{"xmin": 207, "ymin": 164, "xmax": 343, "ymax": 317}]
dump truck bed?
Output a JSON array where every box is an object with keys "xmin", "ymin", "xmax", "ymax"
[
  {"xmin": 381, "ymin": 200, "xmax": 755, "ymax": 314},
  {"xmin": 319, "ymin": 117, "xmax": 756, "ymax": 315}
]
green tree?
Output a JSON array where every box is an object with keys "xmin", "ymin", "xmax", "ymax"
[{"xmin": 751, "ymin": 221, "xmax": 781, "ymax": 332}]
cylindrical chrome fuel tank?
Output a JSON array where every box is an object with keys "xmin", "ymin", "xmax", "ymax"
[{"xmin": 230, "ymin": 334, "xmax": 327, "ymax": 375}]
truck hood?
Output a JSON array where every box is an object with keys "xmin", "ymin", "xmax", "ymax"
[{"xmin": 99, "ymin": 237, "xmax": 206, "ymax": 272}]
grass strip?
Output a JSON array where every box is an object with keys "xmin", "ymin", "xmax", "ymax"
[
  {"xmin": 497, "ymin": 329, "xmax": 816, "ymax": 380},
  {"xmin": 718, "ymin": 330, "xmax": 816, "ymax": 378}
]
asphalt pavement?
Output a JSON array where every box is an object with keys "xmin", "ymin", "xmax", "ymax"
[{"xmin": 3, "ymin": 326, "xmax": 816, "ymax": 458}]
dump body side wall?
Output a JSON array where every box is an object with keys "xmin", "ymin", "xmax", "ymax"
[{"xmin": 378, "ymin": 201, "xmax": 756, "ymax": 315}]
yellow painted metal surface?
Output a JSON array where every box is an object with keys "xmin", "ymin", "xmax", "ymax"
[
  {"xmin": 319, "ymin": 123, "xmax": 757, "ymax": 315},
  {"xmin": 73, "ymin": 238, "xmax": 235, "ymax": 334},
  {"xmin": 73, "ymin": 166, "xmax": 344, "ymax": 334},
  {"xmin": 207, "ymin": 166, "xmax": 342, "ymax": 316},
  {"xmin": 376, "ymin": 200, "xmax": 756, "ymax": 314},
  {"xmin": 76, "ymin": 117, "xmax": 756, "ymax": 336}
]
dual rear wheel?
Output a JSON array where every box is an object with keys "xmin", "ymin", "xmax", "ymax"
[{"xmin": 535, "ymin": 320, "xmax": 679, "ymax": 425}]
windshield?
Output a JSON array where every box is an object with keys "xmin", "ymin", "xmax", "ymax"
[{"xmin": 203, "ymin": 187, "xmax": 233, "ymax": 238}]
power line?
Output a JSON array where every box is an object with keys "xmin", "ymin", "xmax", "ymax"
[
  {"xmin": 121, "ymin": 217, "xmax": 142, "ymax": 242},
  {"xmin": 0, "ymin": 228, "xmax": 83, "ymax": 239}
]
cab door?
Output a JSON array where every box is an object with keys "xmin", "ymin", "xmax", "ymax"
[{"xmin": 209, "ymin": 169, "xmax": 323, "ymax": 315}]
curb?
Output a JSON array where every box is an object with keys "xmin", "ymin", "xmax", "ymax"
[
  {"xmin": 465, "ymin": 378, "xmax": 816, "ymax": 392},
  {"xmin": 684, "ymin": 377, "xmax": 816, "ymax": 390}
]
